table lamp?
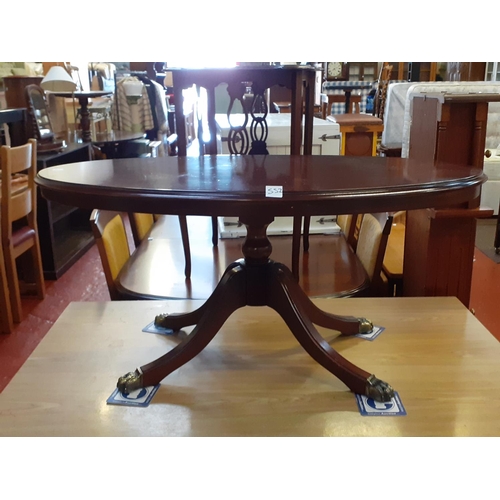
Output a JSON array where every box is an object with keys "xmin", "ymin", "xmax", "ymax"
[
  {"xmin": 41, "ymin": 66, "xmax": 77, "ymax": 92},
  {"xmin": 163, "ymin": 71, "xmax": 173, "ymax": 89}
]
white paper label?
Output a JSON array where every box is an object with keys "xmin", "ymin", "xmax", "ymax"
[{"xmin": 265, "ymin": 186, "xmax": 283, "ymax": 198}]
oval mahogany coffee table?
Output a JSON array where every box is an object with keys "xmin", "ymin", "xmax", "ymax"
[{"xmin": 36, "ymin": 155, "xmax": 486, "ymax": 402}]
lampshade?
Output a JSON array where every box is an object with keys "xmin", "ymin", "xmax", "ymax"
[
  {"xmin": 41, "ymin": 66, "xmax": 77, "ymax": 92},
  {"xmin": 123, "ymin": 79, "xmax": 144, "ymax": 97},
  {"xmin": 163, "ymin": 71, "xmax": 173, "ymax": 88}
]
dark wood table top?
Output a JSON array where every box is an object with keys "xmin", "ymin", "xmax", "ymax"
[
  {"xmin": 36, "ymin": 155, "xmax": 486, "ymax": 218},
  {"xmin": 51, "ymin": 91, "xmax": 112, "ymax": 100},
  {"xmin": 91, "ymin": 131, "xmax": 145, "ymax": 145}
]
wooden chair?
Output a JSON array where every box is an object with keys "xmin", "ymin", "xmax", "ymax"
[
  {"xmin": 128, "ymin": 212, "xmax": 192, "ymax": 279},
  {"xmin": 337, "ymin": 214, "xmax": 361, "ymax": 251},
  {"xmin": 0, "ymin": 241, "xmax": 13, "ymax": 333},
  {"xmin": 92, "ymin": 210, "xmax": 201, "ymax": 301},
  {"xmin": 321, "ymin": 93, "xmax": 361, "ymax": 119},
  {"xmin": 0, "ymin": 138, "xmax": 45, "ymax": 323},
  {"xmin": 128, "ymin": 213, "xmax": 155, "ymax": 247},
  {"xmin": 382, "ymin": 211, "xmax": 405, "ymax": 296},
  {"xmin": 322, "ymin": 212, "xmax": 393, "ymax": 298},
  {"xmin": 354, "ymin": 212, "xmax": 393, "ymax": 296},
  {"xmin": 90, "ymin": 210, "xmax": 133, "ymax": 301},
  {"xmin": 374, "ymin": 63, "xmax": 393, "ymax": 121}
]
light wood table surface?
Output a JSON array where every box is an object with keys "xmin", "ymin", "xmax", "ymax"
[{"xmin": 1, "ymin": 297, "xmax": 499, "ymax": 437}]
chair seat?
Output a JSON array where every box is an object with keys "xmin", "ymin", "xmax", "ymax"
[{"xmin": 11, "ymin": 226, "xmax": 36, "ymax": 249}]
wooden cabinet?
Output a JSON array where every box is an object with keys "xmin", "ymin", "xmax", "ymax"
[
  {"xmin": 3, "ymin": 76, "xmax": 43, "ymax": 108},
  {"xmin": 37, "ymin": 143, "xmax": 94, "ymax": 279},
  {"xmin": 387, "ymin": 62, "xmax": 437, "ymax": 81},
  {"xmin": 485, "ymin": 62, "xmax": 500, "ymax": 81},
  {"xmin": 346, "ymin": 62, "xmax": 378, "ymax": 81},
  {"xmin": 446, "ymin": 62, "xmax": 486, "ymax": 81},
  {"xmin": 0, "ymin": 108, "xmax": 28, "ymax": 147}
]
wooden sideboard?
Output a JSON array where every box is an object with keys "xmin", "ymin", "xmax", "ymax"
[
  {"xmin": 37, "ymin": 143, "xmax": 94, "ymax": 279},
  {"xmin": 0, "ymin": 108, "xmax": 28, "ymax": 146},
  {"xmin": 3, "ymin": 76, "xmax": 43, "ymax": 108}
]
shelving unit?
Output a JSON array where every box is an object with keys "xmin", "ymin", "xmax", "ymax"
[
  {"xmin": 387, "ymin": 62, "xmax": 437, "ymax": 82},
  {"xmin": 36, "ymin": 142, "xmax": 94, "ymax": 279}
]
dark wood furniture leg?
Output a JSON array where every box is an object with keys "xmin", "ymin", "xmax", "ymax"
[
  {"xmin": 495, "ymin": 200, "xmax": 500, "ymax": 254},
  {"xmin": 344, "ymin": 90, "xmax": 352, "ymax": 114},
  {"xmin": 117, "ymin": 215, "xmax": 394, "ymax": 402},
  {"xmin": 290, "ymin": 71, "xmax": 315, "ymax": 275},
  {"xmin": 211, "ymin": 216, "xmax": 218, "ymax": 247},
  {"xmin": 178, "ymin": 215, "xmax": 191, "ymax": 279},
  {"xmin": 78, "ymin": 97, "xmax": 92, "ymax": 142}
]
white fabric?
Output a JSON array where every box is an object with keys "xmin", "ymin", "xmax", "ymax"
[
  {"xmin": 486, "ymin": 101, "xmax": 500, "ymax": 149},
  {"xmin": 150, "ymin": 80, "xmax": 169, "ymax": 134},
  {"xmin": 381, "ymin": 82, "xmax": 414, "ymax": 146},
  {"xmin": 112, "ymin": 77, "xmax": 155, "ymax": 132}
]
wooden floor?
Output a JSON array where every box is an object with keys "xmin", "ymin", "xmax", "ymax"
[{"xmin": 0, "ymin": 216, "xmax": 499, "ymax": 394}]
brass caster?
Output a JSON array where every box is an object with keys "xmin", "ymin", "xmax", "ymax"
[
  {"xmin": 117, "ymin": 369, "xmax": 143, "ymax": 395},
  {"xmin": 154, "ymin": 312, "xmax": 170, "ymax": 328},
  {"xmin": 365, "ymin": 374, "xmax": 394, "ymax": 402},
  {"xmin": 358, "ymin": 317, "xmax": 374, "ymax": 334}
]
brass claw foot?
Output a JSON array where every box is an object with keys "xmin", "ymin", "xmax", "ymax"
[
  {"xmin": 154, "ymin": 313, "xmax": 170, "ymax": 328},
  {"xmin": 365, "ymin": 374, "xmax": 394, "ymax": 402},
  {"xmin": 358, "ymin": 317, "xmax": 374, "ymax": 334},
  {"xmin": 117, "ymin": 369, "xmax": 143, "ymax": 395}
]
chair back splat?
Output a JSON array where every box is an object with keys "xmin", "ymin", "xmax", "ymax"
[
  {"xmin": 90, "ymin": 210, "xmax": 131, "ymax": 301},
  {"xmin": 356, "ymin": 212, "xmax": 393, "ymax": 296},
  {"xmin": 128, "ymin": 213, "xmax": 155, "ymax": 248}
]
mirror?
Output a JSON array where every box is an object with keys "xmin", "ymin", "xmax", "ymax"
[{"xmin": 25, "ymin": 84, "xmax": 65, "ymax": 152}]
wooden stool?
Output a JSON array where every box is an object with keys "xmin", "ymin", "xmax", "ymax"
[{"xmin": 327, "ymin": 114, "xmax": 383, "ymax": 156}]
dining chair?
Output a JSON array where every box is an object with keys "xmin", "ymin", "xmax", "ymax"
[
  {"xmin": 128, "ymin": 212, "xmax": 192, "ymax": 279},
  {"xmin": 322, "ymin": 212, "xmax": 393, "ymax": 298},
  {"xmin": 321, "ymin": 93, "xmax": 361, "ymax": 119},
  {"xmin": 0, "ymin": 138, "xmax": 46, "ymax": 323},
  {"xmin": 374, "ymin": 63, "xmax": 393, "ymax": 121},
  {"xmin": 355, "ymin": 212, "xmax": 394, "ymax": 296},
  {"xmin": 0, "ymin": 241, "xmax": 13, "ymax": 333},
  {"xmin": 128, "ymin": 213, "xmax": 155, "ymax": 247},
  {"xmin": 90, "ymin": 210, "xmax": 132, "ymax": 301},
  {"xmin": 382, "ymin": 211, "xmax": 406, "ymax": 296},
  {"xmin": 92, "ymin": 209, "xmax": 197, "ymax": 301},
  {"xmin": 337, "ymin": 214, "xmax": 361, "ymax": 252}
]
